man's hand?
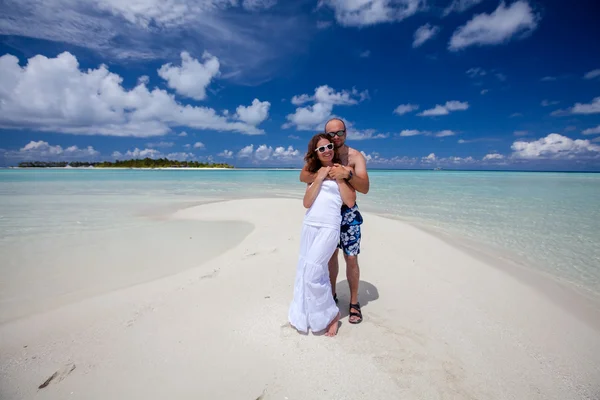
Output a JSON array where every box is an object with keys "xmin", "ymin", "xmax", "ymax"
[{"xmin": 328, "ymin": 164, "xmax": 350, "ymax": 181}]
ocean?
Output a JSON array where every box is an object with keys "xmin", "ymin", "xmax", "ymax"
[{"xmin": 1, "ymin": 168, "xmax": 599, "ymax": 304}]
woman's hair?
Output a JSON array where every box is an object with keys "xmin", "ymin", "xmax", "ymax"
[{"xmin": 304, "ymin": 132, "xmax": 340, "ymax": 173}]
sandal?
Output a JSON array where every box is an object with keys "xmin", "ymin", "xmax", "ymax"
[{"xmin": 348, "ymin": 302, "xmax": 363, "ymax": 324}]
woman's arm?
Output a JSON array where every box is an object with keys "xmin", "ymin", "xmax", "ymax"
[
  {"xmin": 303, "ymin": 167, "xmax": 330, "ymax": 208},
  {"xmin": 337, "ymin": 178, "xmax": 356, "ymax": 208}
]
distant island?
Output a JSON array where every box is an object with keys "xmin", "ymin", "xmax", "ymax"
[{"xmin": 17, "ymin": 158, "xmax": 234, "ymax": 169}]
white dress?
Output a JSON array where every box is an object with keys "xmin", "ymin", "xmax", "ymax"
[{"xmin": 288, "ymin": 180, "xmax": 342, "ymax": 333}]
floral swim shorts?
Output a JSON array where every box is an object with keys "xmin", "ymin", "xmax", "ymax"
[{"xmin": 338, "ymin": 204, "xmax": 363, "ymax": 256}]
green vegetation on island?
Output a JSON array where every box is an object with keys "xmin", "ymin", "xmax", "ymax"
[{"xmin": 17, "ymin": 158, "xmax": 234, "ymax": 169}]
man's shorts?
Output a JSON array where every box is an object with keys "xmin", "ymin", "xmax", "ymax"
[{"xmin": 338, "ymin": 203, "xmax": 363, "ymax": 256}]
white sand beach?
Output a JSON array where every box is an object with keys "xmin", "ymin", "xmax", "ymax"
[{"xmin": 1, "ymin": 198, "xmax": 599, "ymax": 399}]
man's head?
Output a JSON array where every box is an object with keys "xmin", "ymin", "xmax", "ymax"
[{"xmin": 324, "ymin": 118, "xmax": 347, "ymax": 148}]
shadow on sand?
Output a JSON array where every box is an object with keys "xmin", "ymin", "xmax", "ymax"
[{"xmin": 334, "ymin": 279, "xmax": 380, "ymax": 320}]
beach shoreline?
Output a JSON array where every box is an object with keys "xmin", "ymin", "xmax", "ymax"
[{"xmin": 1, "ymin": 198, "xmax": 599, "ymax": 400}]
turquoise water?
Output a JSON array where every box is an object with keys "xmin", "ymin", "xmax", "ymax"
[{"xmin": 1, "ymin": 168, "xmax": 599, "ymax": 298}]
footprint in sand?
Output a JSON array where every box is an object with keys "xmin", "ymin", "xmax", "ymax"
[{"xmin": 38, "ymin": 363, "xmax": 76, "ymax": 389}]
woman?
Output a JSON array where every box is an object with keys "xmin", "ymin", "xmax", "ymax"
[{"xmin": 288, "ymin": 133, "xmax": 356, "ymax": 337}]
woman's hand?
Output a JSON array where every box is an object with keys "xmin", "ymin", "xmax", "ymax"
[{"xmin": 316, "ymin": 166, "xmax": 331, "ymax": 182}]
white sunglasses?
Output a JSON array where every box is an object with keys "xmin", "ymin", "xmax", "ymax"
[{"xmin": 315, "ymin": 143, "xmax": 334, "ymax": 153}]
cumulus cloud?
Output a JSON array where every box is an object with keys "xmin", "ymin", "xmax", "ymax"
[
  {"xmin": 2, "ymin": 140, "xmax": 100, "ymax": 163},
  {"xmin": 234, "ymin": 144, "xmax": 302, "ymax": 163},
  {"xmin": 234, "ymin": 99, "xmax": 271, "ymax": 125},
  {"xmin": 413, "ymin": 24, "xmax": 440, "ymax": 48},
  {"xmin": 317, "ymin": 0, "xmax": 426, "ymax": 27},
  {"xmin": 284, "ymin": 85, "xmax": 368, "ymax": 131},
  {"xmin": 0, "ymin": 52, "xmax": 269, "ymax": 137},
  {"xmin": 583, "ymin": 69, "xmax": 600, "ymax": 80},
  {"xmin": 393, "ymin": 103, "xmax": 419, "ymax": 115},
  {"xmin": 570, "ymin": 97, "xmax": 600, "ymax": 115},
  {"xmin": 483, "ymin": 153, "xmax": 505, "ymax": 160},
  {"xmin": 443, "ymin": 0, "xmax": 483, "ymax": 16},
  {"xmin": 511, "ymin": 133, "xmax": 600, "ymax": 159},
  {"xmin": 417, "ymin": 101, "xmax": 469, "ymax": 116},
  {"xmin": 157, "ymin": 51, "xmax": 220, "ymax": 101},
  {"xmin": 178, "ymin": 132, "xmax": 188, "ymax": 137},
  {"xmin": 582, "ymin": 125, "xmax": 600, "ymax": 135},
  {"xmin": 217, "ymin": 149, "xmax": 234, "ymax": 158},
  {"xmin": 449, "ymin": 1, "xmax": 540, "ymax": 51}
]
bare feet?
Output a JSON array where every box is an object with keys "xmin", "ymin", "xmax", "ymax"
[{"xmin": 325, "ymin": 312, "xmax": 341, "ymax": 337}]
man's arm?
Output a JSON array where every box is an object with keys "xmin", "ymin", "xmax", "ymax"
[
  {"xmin": 347, "ymin": 151, "xmax": 369, "ymax": 194},
  {"xmin": 299, "ymin": 164, "xmax": 317, "ymax": 184}
]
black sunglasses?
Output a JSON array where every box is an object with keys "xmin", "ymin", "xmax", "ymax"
[
  {"xmin": 327, "ymin": 130, "xmax": 346, "ymax": 137},
  {"xmin": 315, "ymin": 143, "xmax": 334, "ymax": 153}
]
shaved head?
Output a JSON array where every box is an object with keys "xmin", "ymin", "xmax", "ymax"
[{"xmin": 324, "ymin": 118, "xmax": 346, "ymax": 132}]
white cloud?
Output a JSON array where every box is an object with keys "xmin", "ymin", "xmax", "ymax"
[
  {"xmin": 582, "ymin": 125, "xmax": 600, "ymax": 135},
  {"xmin": 583, "ymin": 69, "xmax": 600, "ymax": 80},
  {"xmin": 234, "ymin": 99, "xmax": 271, "ymax": 126},
  {"xmin": 413, "ymin": 24, "xmax": 440, "ymax": 48},
  {"xmin": 483, "ymin": 153, "xmax": 504, "ymax": 160},
  {"xmin": 393, "ymin": 103, "xmax": 419, "ymax": 115},
  {"xmin": 193, "ymin": 142, "xmax": 205, "ymax": 149},
  {"xmin": 318, "ymin": 0, "xmax": 426, "ymax": 27},
  {"xmin": 495, "ymin": 73, "xmax": 507, "ymax": 82},
  {"xmin": 147, "ymin": 141, "xmax": 175, "ymax": 148},
  {"xmin": 481, "ymin": 89, "xmax": 489, "ymax": 95},
  {"xmin": 449, "ymin": 1, "xmax": 540, "ymax": 51},
  {"xmin": 218, "ymin": 149, "xmax": 234, "ymax": 158},
  {"xmin": 237, "ymin": 145, "xmax": 254, "ymax": 158},
  {"xmin": 422, "ymin": 153, "xmax": 437, "ymax": 162},
  {"xmin": 178, "ymin": 131, "xmax": 188, "ymax": 137},
  {"xmin": 418, "ymin": 100, "xmax": 469, "ymax": 116},
  {"xmin": 235, "ymin": 144, "xmax": 301, "ymax": 163},
  {"xmin": 541, "ymin": 99, "xmax": 559, "ymax": 107},
  {"xmin": 346, "ymin": 129, "xmax": 389, "ymax": 140},
  {"xmin": 510, "ymin": 112, "xmax": 523, "ymax": 118},
  {"xmin": 570, "ymin": 97, "xmax": 600, "ymax": 115},
  {"xmin": 466, "ymin": 67, "xmax": 486, "ymax": 78},
  {"xmin": 443, "ymin": 0, "xmax": 483, "ymax": 16},
  {"xmin": 165, "ymin": 152, "xmax": 196, "ymax": 161},
  {"xmin": 399, "ymin": 129, "xmax": 422, "ymax": 137},
  {"xmin": 514, "ymin": 130, "xmax": 529, "ymax": 136},
  {"xmin": 399, "ymin": 129, "xmax": 455, "ymax": 137},
  {"xmin": 541, "ymin": 76, "xmax": 557, "ymax": 82},
  {"xmin": 284, "ymin": 85, "xmax": 368, "ymax": 130},
  {"xmin": 3, "ymin": 140, "xmax": 100, "ymax": 162},
  {"xmin": 0, "ymin": 0, "xmax": 307, "ymax": 85},
  {"xmin": 157, "ymin": 51, "xmax": 220, "ymax": 101},
  {"xmin": 0, "ymin": 52, "xmax": 268, "ymax": 137},
  {"xmin": 511, "ymin": 133, "xmax": 600, "ymax": 159},
  {"xmin": 121, "ymin": 148, "xmax": 162, "ymax": 159},
  {"xmin": 360, "ymin": 50, "xmax": 371, "ymax": 58}
]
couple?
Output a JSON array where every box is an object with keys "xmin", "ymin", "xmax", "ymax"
[{"xmin": 288, "ymin": 118, "xmax": 370, "ymax": 337}]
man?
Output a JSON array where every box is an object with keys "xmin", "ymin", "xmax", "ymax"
[{"xmin": 299, "ymin": 117, "xmax": 370, "ymax": 324}]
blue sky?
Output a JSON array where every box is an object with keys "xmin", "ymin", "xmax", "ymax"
[{"xmin": 1, "ymin": 0, "xmax": 600, "ymax": 170}]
